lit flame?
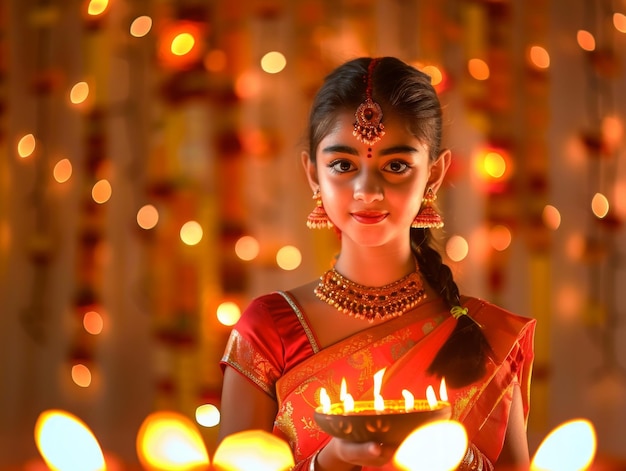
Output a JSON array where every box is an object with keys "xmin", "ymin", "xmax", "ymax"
[
  {"xmin": 530, "ymin": 419, "xmax": 597, "ymax": 471},
  {"xmin": 319, "ymin": 388, "xmax": 331, "ymax": 414},
  {"xmin": 426, "ymin": 385, "xmax": 438, "ymax": 409},
  {"xmin": 340, "ymin": 378, "xmax": 347, "ymax": 401},
  {"xmin": 136, "ymin": 411, "xmax": 209, "ymax": 471},
  {"xmin": 439, "ymin": 378, "xmax": 448, "ymax": 402},
  {"xmin": 394, "ymin": 420, "xmax": 467, "ymax": 471},
  {"xmin": 343, "ymin": 393, "xmax": 355, "ymax": 413},
  {"xmin": 373, "ymin": 368, "xmax": 386, "ymax": 411},
  {"xmin": 34, "ymin": 409, "xmax": 106, "ymax": 471},
  {"xmin": 213, "ymin": 430, "xmax": 294, "ymax": 471},
  {"xmin": 402, "ymin": 389, "xmax": 414, "ymax": 411}
]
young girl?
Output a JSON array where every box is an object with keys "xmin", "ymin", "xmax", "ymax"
[{"xmin": 218, "ymin": 56, "xmax": 536, "ymax": 470}]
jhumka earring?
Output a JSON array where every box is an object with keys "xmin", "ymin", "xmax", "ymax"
[
  {"xmin": 411, "ymin": 187, "xmax": 444, "ymax": 229},
  {"xmin": 353, "ymin": 58, "xmax": 385, "ymax": 146},
  {"xmin": 306, "ymin": 190, "xmax": 333, "ymax": 229}
]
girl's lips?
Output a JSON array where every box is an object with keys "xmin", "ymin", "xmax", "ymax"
[{"xmin": 351, "ymin": 211, "xmax": 388, "ymax": 224}]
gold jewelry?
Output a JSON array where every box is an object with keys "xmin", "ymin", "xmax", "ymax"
[
  {"xmin": 353, "ymin": 58, "xmax": 385, "ymax": 146},
  {"xmin": 314, "ymin": 266, "xmax": 426, "ymax": 322},
  {"xmin": 459, "ymin": 443, "xmax": 494, "ymax": 471},
  {"xmin": 411, "ymin": 187, "xmax": 444, "ymax": 229},
  {"xmin": 306, "ymin": 190, "xmax": 333, "ymax": 229}
]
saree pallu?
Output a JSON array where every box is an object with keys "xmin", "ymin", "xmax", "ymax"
[{"xmin": 221, "ymin": 292, "xmax": 536, "ymax": 470}]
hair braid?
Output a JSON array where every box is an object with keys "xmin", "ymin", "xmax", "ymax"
[{"xmin": 411, "ymin": 228, "xmax": 491, "ymax": 388}]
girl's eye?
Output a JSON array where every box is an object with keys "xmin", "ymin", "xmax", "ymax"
[
  {"xmin": 329, "ymin": 159, "xmax": 356, "ymax": 173},
  {"xmin": 384, "ymin": 161, "xmax": 410, "ymax": 173}
]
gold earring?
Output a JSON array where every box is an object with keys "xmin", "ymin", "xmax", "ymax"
[
  {"xmin": 306, "ymin": 190, "xmax": 333, "ymax": 229},
  {"xmin": 411, "ymin": 188, "xmax": 444, "ymax": 229}
]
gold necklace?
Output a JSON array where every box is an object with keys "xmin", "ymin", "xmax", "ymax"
[{"xmin": 314, "ymin": 267, "xmax": 426, "ymax": 323}]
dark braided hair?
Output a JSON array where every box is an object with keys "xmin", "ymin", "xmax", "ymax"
[{"xmin": 307, "ymin": 57, "xmax": 491, "ymax": 388}]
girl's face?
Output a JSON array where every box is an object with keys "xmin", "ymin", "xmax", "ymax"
[{"xmin": 306, "ymin": 112, "xmax": 448, "ymax": 249}]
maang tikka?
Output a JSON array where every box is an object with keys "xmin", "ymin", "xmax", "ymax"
[{"xmin": 353, "ymin": 58, "xmax": 385, "ymax": 146}]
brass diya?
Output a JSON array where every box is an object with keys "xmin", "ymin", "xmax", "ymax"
[{"xmin": 314, "ymin": 400, "xmax": 451, "ymax": 445}]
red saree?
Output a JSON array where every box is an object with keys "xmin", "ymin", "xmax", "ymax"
[{"xmin": 221, "ymin": 291, "xmax": 536, "ymax": 470}]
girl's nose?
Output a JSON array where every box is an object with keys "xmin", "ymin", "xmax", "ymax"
[{"xmin": 353, "ymin": 170, "xmax": 384, "ymax": 203}]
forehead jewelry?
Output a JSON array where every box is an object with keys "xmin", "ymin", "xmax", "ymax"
[{"xmin": 353, "ymin": 58, "xmax": 386, "ymax": 146}]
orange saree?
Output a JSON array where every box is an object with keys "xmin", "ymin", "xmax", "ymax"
[{"xmin": 221, "ymin": 291, "xmax": 536, "ymax": 470}]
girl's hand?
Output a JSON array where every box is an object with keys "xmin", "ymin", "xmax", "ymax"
[{"xmin": 317, "ymin": 438, "xmax": 396, "ymax": 470}]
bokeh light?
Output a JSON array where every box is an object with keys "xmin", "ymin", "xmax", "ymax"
[
  {"xmin": 92, "ymin": 179, "xmax": 112, "ymax": 204},
  {"xmin": 613, "ymin": 12, "xmax": 626, "ymax": 33},
  {"xmin": 216, "ymin": 301, "xmax": 241, "ymax": 326},
  {"xmin": 180, "ymin": 221, "xmax": 203, "ymax": 246},
  {"xmin": 17, "ymin": 134, "xmax": 36, "ymax": 158},
  {"xmin": 204, "ymin": 49, "xmax": 227, "ymax": 72},
  {"xmin": 83, "ymin": 311, "xmax": 104, "ymax": 335},
  {"xmin": 577, "ymin": 30, "xmax": 596, "ymax": 51},
  {"xmin": 445, "ymin": 235, "xmax": 469, "ymax": 262},
  {"xmin": 171, "ymin": 33, "xmax": 195, "ymax": 56},
  {"xmin": 71, "ymin": 364, "xmax": 92, "ymax": 388},
  {"xmin": 70, "ymin": 81, "xmax": 89, "ymax": 104},
  {"xmin": 137, "ymin": 204, "xmax": 159, "ymax": 230},
  {"xmin": 468, "ymin": 58, "xmax": 490, "ymax": 80},
  {"xmin": 213, "ymin": 430, "xmax": 294, "ymax": 471},
  {"xmin": 234, "ymin": 71, "xmax": 262, "ymax": 99},
  {"xmin": 53, "ymin": 158, "xmax": 73, "ymax": 183},
  {"xmin": 87, "ymin": 0, "xmax": 109, "ymax": 17},
  {"xmin": 591, "ymin": 193, "xmax": 609, "ymax": 218},
  {"xmin": 529, "ymin": 45, "xmax": 550, "ymax": 69},
  {"xmin": 130, "ymin": 15, "xmax": 152, "ymax": 38},
  {"xmin": 542, "ymin": 205, "xmax": 561, "ymax": 230},
  {"xmin": 260, "ymin": 51, "xmax": 287, "ymax": 74},
  {"xmin": 235, "ymin": 235, "xmax": 260, "ymax": 261},
  {"xmin": 420, "ymin": 65, "xmax": 444, "ymax": 86},
  {"xmin": 531, "ymin": 419, "xmax": 597, "ymax": 471},
  {"xmin": 35, "ymin": 410, "xmax": 105, "ymax": 471},
  {"xmin": 195, "ymin": 404, "xmax": 220, "ymax": 428},
  {"xmin": 276, "ymin": 245, "xmax": 301, "ymax": 271},
  {"xmin": 489, "ymin": 225, "xmax": 512, "ymax": 252}
]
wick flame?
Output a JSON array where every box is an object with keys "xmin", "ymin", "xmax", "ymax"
[
  {"xmin": 426, "ymin": 385, "xmax": 438, "ymax": 409},
  {"xmin": 373, "ymin": 368, "xmax": 386, "ymax": 412},
  {"xmin": 320, "ymin": 388, "xmax": 331, "ymax": 414},
  {"xmin": 340, "ymin": 378, "xmax": 347, "ymax": 401},
  {"xmin": 402, "ymin": 389, "xmax": 415, "ymax": 411},
  {"xmin": 343, "ymin": 393, "xmax": 355, "ymax": 413},
  {"xmin": 439, "ymin": 377, "xmax": 448, "ymax": 402}
]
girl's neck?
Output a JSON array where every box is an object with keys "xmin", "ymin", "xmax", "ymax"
[{"xmin": 333, "ymin": 243, "xmax": 416, "ymax": 287}]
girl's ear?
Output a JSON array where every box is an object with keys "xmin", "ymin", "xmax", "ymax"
[
  {"xmin": 301, "ymin": 151, "xmax": 319, "ymax": 191},
  {"xmin": 427, "ymin": 149, "xmax": 452, "ymax": 193}
]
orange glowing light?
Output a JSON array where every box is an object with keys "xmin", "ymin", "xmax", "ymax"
[
  {"xmin": 373, "ymin": 368, "xmax": 386, "ymax": 411},
  {"xmin": 320, "ymin": 388, "xmax": 331, "ymax": 414},
  {"xmin": 482, "ymin": 151, "xmax": 506, "ymax": 179},
  {"xmin": 35, "ymin": 409, "xmax": 106, "ymax": 471},
  {"xmin": 92, "ymin": 179, "xmax": 112, "ymax": 204},
  {"xmin": 439, "ymin": 378, "xmax": 448, "ymax": 402},
  {"xmin": 614, "ymin": 13, "xmax": 626, "ymax": 33},
  {"xmin": 401, "ymin": 390, "xmax": 415, "ymax": 411},
  {"xmin": 445, "ymin": 235, "xmax": 469, "ymax": 262},
  {"xmin": 394, "ymin": 420, "xmax": 467, "ymax": 471},
  {"xmin": 591, "ymin": 193, "xmax": 609, "ymax": 218},
  {"xmin": 53, "ymin": 158, "xmax": 73, "ymax": 183},
  {"xmin": 70, "ymin": 81, "xmax": 89, "ymax": 104},
  {"xmin": 171, "ymin": 33, "xmax": 195, "ymax": 56},
  {"xmin": 234, "ymin": 71, "xmax": 262, "ymax": 99},
  {"xmin": 276, "ymin": 245, "xmax": 301, "ymax": 271},
  {"xmin": 18, "ymin": 134, "xmax": 36, "ymax": 158},
  {"xmin": 235, "ymin": 235, "xmax": 260, "ymax": 261},
  {"xmin": 136, "ymin": 411, "xmax": 210, "ymax": 471},
  {"xmin": 158, "ymin": 22, "xmax": 204, "ymax": 69},
  {"xmin": 83, "ymin": 310, "xmax": 104, "ymax": 335},
  {"xmin": 489, "ymin": 225, "xmax": 512, "ymax": 252},
  {"xmin": 577, "ymin": 30, "xmax": 596, "ymax": 51},
  {"xmin": 213, "ymin": 430, "xmax": 294, "ymax": 471},
  {"xmin": 87, "ymin": 0, "xmax": 109, "ymax": 16},
  {"xmin": 72, "ymin": 364, "xmax": 92, "ymax": 388},
  {"xmin": 204, "ymin": 49, "xmax": 227, "ymax": 72},
  {"xmin": 530, "ymin": 419, "xmax": 597, "ymax": 471},
  {"xmin": 137, "ymin": 204, "xmax": 159, "ymax": 230},
  {"xmin": 542, "ymin": 205, "xmax": 561, "ymax": 230},
  {"xmin": 426, "ymin": 385, "xmax": 438, "ymax": 409},
  {"xmin": 468, "ymin": 58, "xmax": 490, "ymax": 80},
  {"xmin": 130, "ymin": 16, "xmax": 152, "ymax": 38},
  {"xmin": 529, "ymin": 45, "xmax": 550, "ymax": 69},
  {"xmin": 216, "ymin": 301, "xmax": 241, "ymax": 326},
  {"xmin": 421, "ymin": 65, "xmax": 443, "ymax": 86}
]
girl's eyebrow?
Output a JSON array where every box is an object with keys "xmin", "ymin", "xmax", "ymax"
[{"xmin": 321, "ymin": 144, "xmax": 420, "ymax": 156}]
